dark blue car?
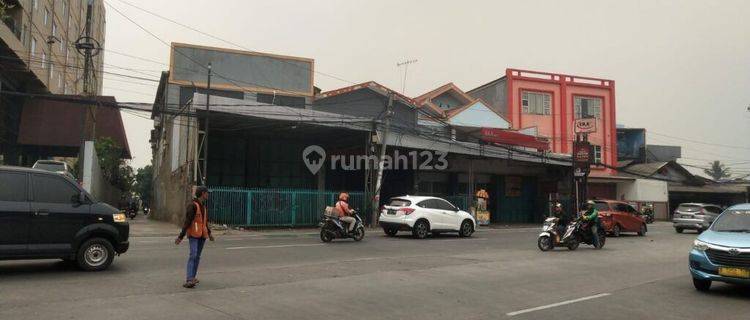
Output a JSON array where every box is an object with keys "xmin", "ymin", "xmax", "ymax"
[{"xmin": 689, "ymin": 203, "xmax": 750, "ymax": 291}]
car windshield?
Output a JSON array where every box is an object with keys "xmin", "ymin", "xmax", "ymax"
[
  {"xmin": 387, "ymin": 199, "xmax": 411, "ymax": 207},
  {"xmin": 711, "ymin": 210, "xmax": 750, "ymax": 232},
  {"xmin": 34, "ymin": 162, "xmax": 66, "ymax": 172},
  {"xmin": 677, "ymin": 204, "xmax": 701, "ymax": 212}
]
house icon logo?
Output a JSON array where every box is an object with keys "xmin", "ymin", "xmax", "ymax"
[{"xmin": 302, "ymin": 145, "xmax": 326, "ymax": 174}]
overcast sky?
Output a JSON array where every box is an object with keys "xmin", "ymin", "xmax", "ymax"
[{"xmin": 103, "ymin": 0, "xmax": 750, "ymax": 177}]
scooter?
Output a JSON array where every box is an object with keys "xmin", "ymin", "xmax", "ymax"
[
  {"xmin": 538, "ymin": 217, "xmax": 606, "ymax": 251},
  {"xmin": 319, "ymin": 209, "xmax": 365, "ymax": 242}
]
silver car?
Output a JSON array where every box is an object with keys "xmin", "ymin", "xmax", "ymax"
[{"xmin": 673, "ymin": 203, "xmax": 723, "ymax": 233}]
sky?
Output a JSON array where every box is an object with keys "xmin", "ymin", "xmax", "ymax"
[{"xmin": 102, "ymin": 0, "xmax": 750, "ymax": 178}]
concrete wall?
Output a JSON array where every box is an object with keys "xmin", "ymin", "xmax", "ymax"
[
  {"xmin": 151, "ymin": 113, "xmax": 195, "ymax": 225},
  {"xmin": 81, "ymin": 140, "xmax": 122, "ymax": 206},
  {"xmin": 616, "ymin": 178, "xmax": 669, "ymax": 219},
  {"xmin": 170, "ymin": 44, "xmax": 314, "ymax": 96}
]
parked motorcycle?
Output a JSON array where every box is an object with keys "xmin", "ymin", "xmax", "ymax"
[
  {"xmin": 319, "ymin": 209, "xmax": 365, "ymax": 242},
  {"xmin": 143, "ymin": 206, "xmax": 150, "ymax": 216},
  {"xmin": 538, "ymin": 217, "xmax": 605, "ymax": 251}
]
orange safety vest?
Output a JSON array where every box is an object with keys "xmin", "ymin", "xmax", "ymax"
[{"xmin": 187, "ymin": 201, "xmax": 209, "ymax": 239}]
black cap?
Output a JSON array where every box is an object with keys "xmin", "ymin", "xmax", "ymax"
[{"xmin": 195, "ymin": 186, "xmax": 209, "ymax": 198}]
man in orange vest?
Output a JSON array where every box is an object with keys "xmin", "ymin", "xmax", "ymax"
[{"xmin": 175, "ymin": 186, "xmax": 214, "ymax": 288}]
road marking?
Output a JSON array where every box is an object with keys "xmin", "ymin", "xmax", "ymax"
[
  {"xmin": 506, "ymin": 293, "xmax": 611, "ymax": 317},
  {"xmin": 225, "ymin": 244, "xmax": 325, "ymax": 250}
]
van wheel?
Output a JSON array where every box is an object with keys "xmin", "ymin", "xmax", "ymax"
[
  {"xmin": 675, "ymin": 228, "xmax": 684, "ymax": 234},
  {"xmin": 76, "ymin": 238, "xmax": 115, "ymax": 271}
]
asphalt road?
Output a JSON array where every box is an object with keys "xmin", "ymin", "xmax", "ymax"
[{"xmin": 1, "ymin": 220, "xmax": 748, "ymax": 320}]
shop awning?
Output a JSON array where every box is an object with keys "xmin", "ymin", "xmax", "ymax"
[
  {"xmin": 480, "ymin": 128, "xmax": 551, "ymax": 151},
  {"xmin": 17, "ymin": 95, "xmax": 131, "ymax": 158}
]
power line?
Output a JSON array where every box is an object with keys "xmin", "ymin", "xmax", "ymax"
[
  {"xmin": 648, "ymin": 131, "xmax": 750, "ymax": 151},
  {"xmin": 110, "ymin": 0, "xmax": 355, "ymax": 85}
]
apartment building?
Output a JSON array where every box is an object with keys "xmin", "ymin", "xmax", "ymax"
[{"xmin": 1, "ymin": 0, "xmax": 107, "ymax": 165}]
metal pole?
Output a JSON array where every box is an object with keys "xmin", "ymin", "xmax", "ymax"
[
  {"xmin": 371, "ymin": 93, "xmax": 394, "ymax": 226},
  {"xmin": 202, "ymin": 63, "xmax": 212, "ymax": 186}
]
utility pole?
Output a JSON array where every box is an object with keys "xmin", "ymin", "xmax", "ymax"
[
  {"xmin": 371, "ymin": 93, "xmax": 394, "ymax": 226},
  {"xmin": 74, "ymin": 0, "xmax": 101, "ymax": 177},
  {"xmin": 397, "ymin": 59, "xmax": 417, "ymax": 95},
  {"xmin": 201, "ymin": 63, "xmax": 212, "ymax": 186}
]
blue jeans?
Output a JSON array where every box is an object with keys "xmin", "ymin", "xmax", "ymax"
[
  {"xmin": 186, "ymin": 237, "xmax": 206, "ymax": 281},
  {"xmin": 590, "ymin": 223, "xmax": 600, "ymax": 248}
]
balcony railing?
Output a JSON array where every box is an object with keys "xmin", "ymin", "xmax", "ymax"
[{"xmin": 1, "ymin": 17, "xmax": 21, "ymax": 40}]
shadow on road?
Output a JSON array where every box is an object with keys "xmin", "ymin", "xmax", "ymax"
[{"xmin": 0, "ymin": 259, "xmax": 127, "ymax": 277}]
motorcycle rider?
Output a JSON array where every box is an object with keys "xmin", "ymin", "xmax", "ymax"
[
  {"xmin": 336, "ymin": 192, "xmax": 356, "ymax": 234},
  {"xmin": 551, "ymin": 202, "xmax": 568, "ymax": 242},
  {"xmin": 581, "ymin": 200, "xmax": 600, "ymax": 248}
]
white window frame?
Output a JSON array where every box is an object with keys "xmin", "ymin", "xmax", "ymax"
[
  {"xmin": 41, "ymin": 52, "xmax": 46, "ymax": 69},
  {"xmin": 33, "ymin": 0, "xmax": 38, "ymax": 11},
  {"xmin": 574, "ymin": 96, "xmax": 602, "ymax": 119},
  {"xmin": 521, "ymin": 91, "xmax": 551, "ymax": 115},
  {"xmin": 593, "ymin": 145, "xmax": 602, "ymax": 164},
  {"xmin": 44, "ymin": 8, "xmax": 49, "ymax": 25},
  {"xmin": 31, "ymin": 38, "xmax": 37, "ymax": 58}
]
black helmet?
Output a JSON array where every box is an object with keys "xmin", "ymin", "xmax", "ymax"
[{"xmin": 195, "ymin": 186, "xmax": 209, "ymax": 198}]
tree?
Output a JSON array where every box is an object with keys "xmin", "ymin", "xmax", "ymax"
[
  {"xmin": 134, "ymin": 165, "xmax": 153, "ymax": 205},
  {"xmin": 704, "ymin": 161, "xmax": 731, "ymax": 181}
]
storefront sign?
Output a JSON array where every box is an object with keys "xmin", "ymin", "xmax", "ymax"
[
  {"xmin": 573, "ymin": 141, "xmax": 592, "ymax": 175},
  {"xmin": 574, "ymin": 118, "xmax": 597, "ymax": 133}
]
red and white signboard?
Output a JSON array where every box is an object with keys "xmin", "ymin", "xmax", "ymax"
[{"xmin": 574, "ymin": 118, "xmax": 597, "ymax": 134}]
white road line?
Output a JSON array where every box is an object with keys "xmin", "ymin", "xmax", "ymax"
[
  {"xmin": 225, "ymin": 244, "xmax": 325, "ymax": 250},
  {"xmin": 506, "ymin": 293, "xmax": 611, "ymax": 317}
]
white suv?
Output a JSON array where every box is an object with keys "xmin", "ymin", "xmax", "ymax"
[{"xmin": 379, "ymin": 196, "xmax": 476, "ymax": 239}]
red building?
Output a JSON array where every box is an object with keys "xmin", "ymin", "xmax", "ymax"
[{"xmin": 469, "ymin": 68, "xmax": 617, "ymax": 175}]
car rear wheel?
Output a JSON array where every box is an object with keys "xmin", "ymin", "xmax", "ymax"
[
  {"xmin": 384, "ymin": 227, "xmax": 398, "ymax": 237},
  {"xmin": 458, "ymin": 220, "xmax": 474, "ymax": 237},
  {"xmin": 692, "ymin": 278, "xmax": 711, "ymax": 292},
  {"xmin": 675, "ymin": 228, "xmax": 684, "ymax": 234},
  {"xmin": 412, "ymin": 220, "xmax": 429, "ymax": 239},
  {"xmin": 76, "ymin": 238, "xmax": 115, "ymax": 271},
  {"xmin": 638, "ymin": 224, "xmax": 647, "ymax": 236},
  {"xmin": 612, "ymin": 225, "xmax": 621, "ymax": 237}
]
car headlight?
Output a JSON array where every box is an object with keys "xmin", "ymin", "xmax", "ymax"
[
  {"xmin": 693, "ymin": 240, "xmax": 709, "ymax": 251},
  {"xmin": 113, "ymin": 213, "xmax": 127, "ymax": 223}
]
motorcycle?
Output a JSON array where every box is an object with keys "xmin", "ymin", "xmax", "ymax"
[
  {"xmin": 127, "ymin": 207, "xmax": 137, "ymax": 220},
  {"xmin": 640, "ymin": 207, "xmax": 654, "ymax": 224},
  {"xmin": 538, "ymin": 217, "xmax": 606, "ymax": 251},
  {"xmin": 319, "ymin": 209, "xmax": 365, "ymax": 242},
  {"xmin": 143, "ymin": 207, "xmax": 150, "ymax": 216}
]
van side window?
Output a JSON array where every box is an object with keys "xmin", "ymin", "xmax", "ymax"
[
  {"xmin": 32, "ymin": 174, "xmax": 79, "ymax": 203},
  {"xmin": 0, "ymin": 172, "xmax": 27, "ymax": 201}
]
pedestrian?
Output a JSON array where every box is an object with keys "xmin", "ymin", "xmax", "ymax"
[{"xmin": 175, "ymin": 186, "xmax": 214, "ymax": 288}]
